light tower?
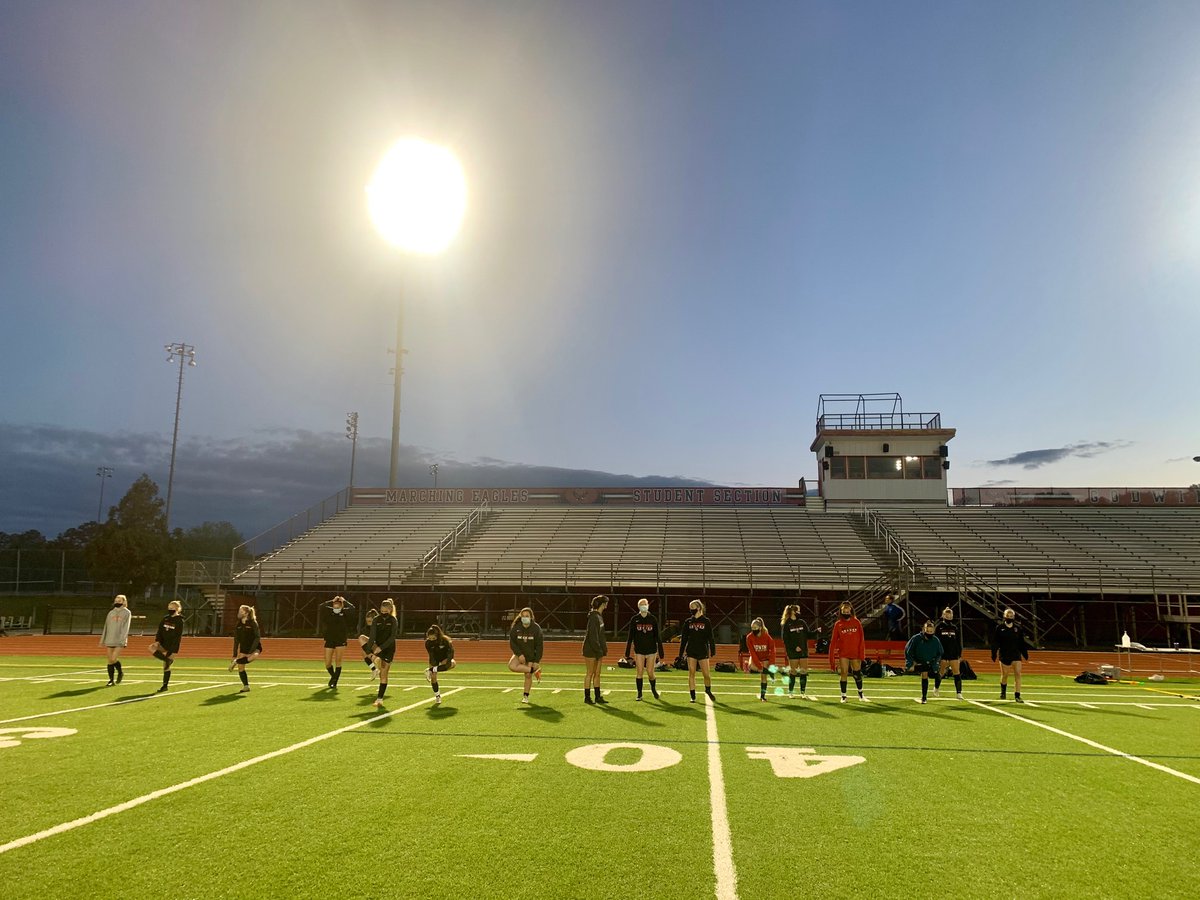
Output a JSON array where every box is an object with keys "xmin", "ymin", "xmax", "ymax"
[
  {"xmin": 95, "ymin": 466, "xmax": 113, "ymax": 521},
  {"xmin": 163, "ymin": 342, "xmax": 196, "ymax": 531},
  {"xmin": 366, "ymin": 137, "xmax": 467, "ymax": 487}
]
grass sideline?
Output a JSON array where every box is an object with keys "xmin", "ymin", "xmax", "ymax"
[{"xmin": 1, "ymin": 655, "xmax": 1198, "ymax": 899}]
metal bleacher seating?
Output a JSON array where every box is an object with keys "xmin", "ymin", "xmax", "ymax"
[
  {"xmin": 232, "ymin": 506, "xmax": 468, "ymax": 588},
  {"xmin": 871, "ymin": 507, "xmax": 1200, "ymax": 593},
  {"xmin": 434, "ymin": 506, "xmax": 883, "ymax": 591}
]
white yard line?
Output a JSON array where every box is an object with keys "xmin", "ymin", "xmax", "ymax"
[
  {"xmin": 0, "ymin": 687, "xmax": 461, "ymax": 856},
  {"xmin": 970, "ymin": 700, "xmax": 1200, "ymax": 786},
  {"xmin": 0, "ymin": 683, "xmax": 230, "ymax": 725},
  {"xmin": 704, "ymin": 694, "xmax": 738, "ymax": 900}
]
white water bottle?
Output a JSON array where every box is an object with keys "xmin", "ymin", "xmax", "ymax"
[{"xmin": 1121, "ymin": 631, "xmax": 1131, "ymax": 648}]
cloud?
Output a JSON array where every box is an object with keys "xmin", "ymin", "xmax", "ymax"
[
  {"xmin": 981, "ymin": 479, "xmax": 1016, "ymax": 486},
  {"xmin": 985, "ymin": 440, "xmax": 1132, "ymax": 470},
  {"xmin": 0, "ymin": 423, "xmax": 712, "ymax": 538}
]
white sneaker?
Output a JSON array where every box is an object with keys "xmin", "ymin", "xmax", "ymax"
[
  {"xmin": 920, "ymin": 698, "xmax": 927, "ymax": 704},
  {"xmin": 371, "ymin": 668, "xmax": 379, "ymax": 681},
  {"xmin": 434, "ymin": 693, "xmax": 441, "ymax": 705},
  {"xmin": 424, "ymin": 667, "xmax": 433, "ymax": 683},
  {"xmin": 521, "ymin": 695, "xmax": 529, "ymax": 704},
  {"xmin": 372, "ymin": 699, "xmax": 383, "ymax": 708},
  {"xmin": 956, "ymin": 692, "xmax": 964, "ymax": 700},
  {"xmin": 934, "ymin": 687, "xmax": 941, "ymax": 698},
  {"xmin": 787, "ymin": 692, "xmax": 794, "ymax": 699},
  {"xmin": 840, "ymin": 695, "xmax": 847, "ymax": 704},
  {"xmin": 859, "ymin": 695, "xmax": 870, "ymax": 702}
]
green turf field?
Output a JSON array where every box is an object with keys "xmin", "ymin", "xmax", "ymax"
[{"xmin": 1, "ymin": 656, "xmax": 1197, "ymax": 899}]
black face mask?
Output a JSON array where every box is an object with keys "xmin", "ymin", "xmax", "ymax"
[
  {"xmin": 113, "ymin": 603, "xmax": 122, "ymax": 609},
  {"xmin": 840, "ymin": 612, "xmax": 851, "ymax": 619}
]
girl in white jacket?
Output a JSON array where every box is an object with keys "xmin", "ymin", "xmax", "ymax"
[{"xmin": 100, "ymin": 595, "xmax": 132, "ymax": 685}]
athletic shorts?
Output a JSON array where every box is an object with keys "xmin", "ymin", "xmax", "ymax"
[
  {"xmin": 941, "ymin": 655, "xmax": 961, "ymax": 663},
  {"xmin": 784, "ymin": 648, "xmax": 808, "ymax": 660},
  {"xmin": 376, "ymin": 648, "xmax": 395, "ymax": 664},
  {"xmin": 685, "ymin": 653, "xmax": 711, "ymax": 661},
  {"xmin": 324, "ymin": 638, "xmax": 347, "ymax": 649},
  {"xmin": 999, "ymin": 657, "xmax": 1022, "ymax": 666},
  {"xmin": 912, "ymin": 662, "xmax": 936, "ymax": 674}
]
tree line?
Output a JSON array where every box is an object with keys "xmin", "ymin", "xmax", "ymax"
[{"xmin": 0, "ymin": 474, "xmax": 243, "ymax": 594}]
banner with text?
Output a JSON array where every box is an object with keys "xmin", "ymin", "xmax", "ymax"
[{"xmin": 952, "ymin": 487, "xmax": 1200, "ymax": 507}]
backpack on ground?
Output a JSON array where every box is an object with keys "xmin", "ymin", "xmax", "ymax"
[
  {"xmin": 1074, "ymin": 671, "xmax": 1109, "ymax": 685},
  {"xmin": 959, "ymin": 659, "xmax": 978, "ymax": 680},
  {"xmin": 863, "ymin": 659, "xmax": 884, "ymax": 678},
  {"xmin": 714, "ymin": 661, "xmax": 737, "ymax": 674},
  {"xmin": 616, "ymin": 656, "xmax": 635, "ymax": 669}
]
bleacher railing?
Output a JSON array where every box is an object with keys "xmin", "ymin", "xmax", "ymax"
[
  {"xmin": 940, "ymin": 563, "xmax": 1198, "ymax": 596},
  {"xmin": 419, "ymin": 500, "xmax": 492, "ymax": 576},
  {"xmin": 858, "ymin": 506, "xmax": 919, "ymax": 585},
  {"xmin": 231, "ymin": 487, "xmax": 352, "ymax": 575}
]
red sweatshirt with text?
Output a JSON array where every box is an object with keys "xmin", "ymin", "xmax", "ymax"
[
  {"xmin": 828, "ymin": 616, "xmax": 866, "ymax": 668},
  {"xmin": 746, "ymin": 631, "xmax": 776, "ymax": 670}
]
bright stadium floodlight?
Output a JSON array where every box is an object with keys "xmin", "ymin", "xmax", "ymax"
[
  {"xmin": 367, "ymin": 137, "xmax": 467, "ymax": 487},
  {"xmin": 366, "ymin": 138, "xmax": 467, "ymax": 255}
]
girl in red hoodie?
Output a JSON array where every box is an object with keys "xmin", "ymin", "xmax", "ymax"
[
  {"xmin": 745, "ymin": 617, "xmax": 777, "ymax": 702},
  {"xmin": 829, "ymin": 601, "xmax": 868, "ymax": 703}
]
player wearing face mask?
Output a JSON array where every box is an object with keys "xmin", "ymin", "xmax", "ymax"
[
  {"xmin": 991, "ymin": 609, "xmax": 1030, "ymax": 702},
  {"xmin": 100, "ymin": 594, "xmax": 132, "ymax": 685},
  {"xmin": 780, "ymin": 604, "xmax": 814, "ymax": 699},
  {"xmin": 319, "ymin": 595, "xmax": 356, "ymax": 688},
  {"xmin": 745, "ymin": 618, "xmax": 777, "ymax": 702},
  {"xmin": 424, "ymin": 624, "xmax": 456, "ymax": 705},
  {"xmin": 150, "ymin": 600, "xmax": 184, "ymax": 692},
  {"xmin": 905, "ymin": 620, "xmax": 944, "ymax": 704},
  {"xmin": 934, "ymin": 607, "xmax": 964, "ymax": 699},
  {"xmin": 829, "ymin": 602, "xmax": 868, "ymax": 703},
  {"xmin": 508, "ymin": 606, "xmax": 544, "ymax": 704},
  {"xmin": 679, "ymin": 600, "xmax": 717, "ymax": 703},
  {"xmin": 624, "ymin": 598, "xmax": 664, "ymax": 701}
]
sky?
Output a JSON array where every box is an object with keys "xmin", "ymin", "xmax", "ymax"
[{"xmin": 2, "ymin": 0, "xmax": 1199, "ymax": 538}]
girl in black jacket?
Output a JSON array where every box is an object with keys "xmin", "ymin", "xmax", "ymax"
[
  {"xmin": 780, "ymin": 604, "xmax": 813, "ymax": 700},
  {"xmin": 369, "ymin": 598, "xmax": 399, "ymax": 708},
  {"xmin": 151, "ymin": 599, "xmax": 185, "ymax": 693},
  {"xmin": 991, "ymin": 609, "xmax": 1030, "ymax": 703},
  {"xmin": 319, "ymin": 595, "xmax": 355, "ymax": 688},
  {"xmin": 624, "ymin": 598, "xmax": 664, "ymax": 701},
  {"xmin": 679, "ymin": 599, "xmax": 717, "ymax": 703},
  {"xmin": 229, "ymin": 605, "xmax": 263, "ymax": 694},
  {"xmin": 508, "ymin": 606, "xmax": 544, "ymax": 704},
  {"xmin": 934, "ymin": 607, "xmax": 965, "ymax": 700},
  {"xmin": 424, "ymin": 624, "xmax": 455, "ymax": 705},
  {"xmin": 581, "ymin": 595, "xmax": 609, "ymax": 705}
]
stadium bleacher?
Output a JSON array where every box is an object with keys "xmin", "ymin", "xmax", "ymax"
[
  {"xmin": 871, "ymin": 507, "xmax": 1200, "ymax": 593},
  {"xmin": 231, "ymin": 505, "xmax": 885, "ymax": 591}
]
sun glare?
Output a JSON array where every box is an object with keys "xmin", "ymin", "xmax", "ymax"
[{"xmin": 366, "ymin": 138, "xmax": 467, "ymax": 254}]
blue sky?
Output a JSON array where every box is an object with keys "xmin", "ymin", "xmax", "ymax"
[{"xmin": 2, "ymin": 0, "xmax": 1199, "ymax": 537}]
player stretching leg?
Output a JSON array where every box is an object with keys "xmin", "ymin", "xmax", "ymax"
[
  {"xmin": 508, "ymin": 606, "xmax": 545, "ymax": 704},
  {"xmin": 424, "ymin": 624, "xmax": 456, "ymax": 705},
  {"xmin": 229, "ymin": 605, "xmax": 263, "ymax": 694}
]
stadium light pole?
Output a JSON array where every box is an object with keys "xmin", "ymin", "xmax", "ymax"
[
  {"xmin": 346, "ymin": 412, "xmax": 360, "ymax": 489},
  {"xmin": 95, "ymin": 466, "xmax": 113, "ymax": 522},
  {"xmin": 163, "ymin": 342, "xmax": 196, "ymax": 532},
  {"xmin": 366, "ymin": 138, "xmax": 467, "ymax": 488}
]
